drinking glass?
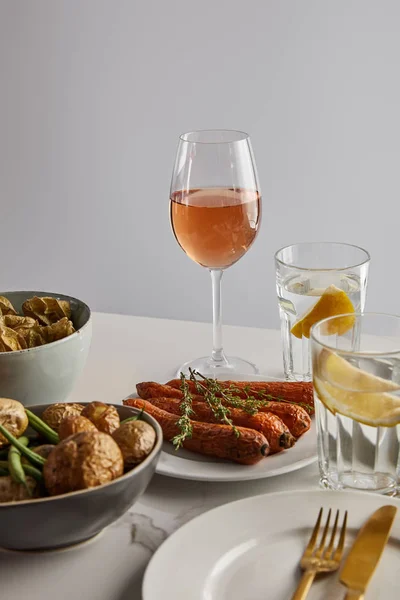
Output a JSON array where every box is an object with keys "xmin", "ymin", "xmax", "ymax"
[
  {"xmin": 275, "ymin": 242, "xmax": 370, "ymax": 381},
  {"xmin": 311, "ymin": 313, "xmax": 400, "ymax": 495},
  {"xmin": 170, "ymin": 130, "xmax": 261, "ymax": 376}
]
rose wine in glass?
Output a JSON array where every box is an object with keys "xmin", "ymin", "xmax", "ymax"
[{"xmin": 170, "ymin": 130, "xmax": 261, "ymax": 376}]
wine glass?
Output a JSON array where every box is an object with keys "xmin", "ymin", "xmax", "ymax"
[{"xmin": 170, "ymin": 130, "xmax": 262, "ymax": 376}]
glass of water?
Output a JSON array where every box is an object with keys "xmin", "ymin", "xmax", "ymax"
[
  {"xmin": 275, "ymin": 242, "xmax": 370, "ymax": 381},
  {"xmin": 311, "ymin": 313, "xmax": 400, "ymax": 495}
]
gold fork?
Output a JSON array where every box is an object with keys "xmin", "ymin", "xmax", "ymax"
[{"xmin": 291, "ymin": 508, "xmax": 348, "ymax": 600}]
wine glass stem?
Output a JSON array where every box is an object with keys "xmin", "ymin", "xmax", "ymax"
[{"xmin": 210, "ymin": 269, "xmax": 227, "ymax": 364}]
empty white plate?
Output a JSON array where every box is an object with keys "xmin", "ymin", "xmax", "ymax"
[{"xmin": 143, "ymin": 489, "xmax": 400, "ymax": 600}]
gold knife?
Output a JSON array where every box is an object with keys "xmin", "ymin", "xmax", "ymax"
[{"xmin": 340, "ymin": 505, "xmax": 397, "ymax": 599}]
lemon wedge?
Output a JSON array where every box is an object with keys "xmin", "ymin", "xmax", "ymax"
[
  {"xmin": 314, "ymin": 350, "xmax": 400, "ymax": 427},
  {"xmin": 291, "ymin": 284, "xmax": 355, "ymax": 339},
  {"xmin": 319, "ymin": 349, "xmax": 399, "ymax": 392}
]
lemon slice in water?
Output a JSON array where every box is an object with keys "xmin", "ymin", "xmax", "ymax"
[
  {"xmin": 291, "ymin": 284, "xmax": 355, "ymax": 339},
  {"xmin": 314, "ymin": 350, "xmax": 400, "ymax": 427}
]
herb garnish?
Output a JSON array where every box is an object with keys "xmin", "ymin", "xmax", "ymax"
[
  {"xmin": 171, "ymin": 372, "xmax": 194, "ymax": 449},
  {"xmin": 171, "ymin": 370, "xmax": 313, "ymax": 450}
]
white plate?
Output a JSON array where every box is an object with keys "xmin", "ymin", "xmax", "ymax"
[
  {"xmin": 143, "ymin": 489, "xmax": 400, "ymax": 600},
  {"xmin": 125, "ymin": 373, "xmax": 317, "ymax": 482}
]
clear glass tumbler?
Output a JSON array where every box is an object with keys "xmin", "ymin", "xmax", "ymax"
[
  {"xmin": 275, "ymin": 242, "xmax": 370, "ymax": 381},
  {"xmin": 311, "ymin": 313, "xmax": 400, "ymax": 495}
]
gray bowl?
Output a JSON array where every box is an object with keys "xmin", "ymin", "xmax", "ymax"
[
  {"xmin": 0, "ymin": 403, "xmax": 163, "ymax": 550},
  {"xmin": 0, "ymin": 291, "xmax": 92, "ymax": 407}
]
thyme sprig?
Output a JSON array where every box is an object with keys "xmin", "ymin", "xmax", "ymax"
[
  {"xmin": 217, "ymin": 380, "xmax": 313, "ymax": 415},
  {"xmin": 248, "ymin": 387, "xmax": 314, "ymax": 414},
  {"xmin": 171, "ymin": 370, "xmax": 313, "ymax": 450},
  {"xmin": 171, "ymin": 373, "xmax": 194, "ymax": 449},
  {"xmin": 189, "ymin": 369, "xmax": 240, "ymax": 437}
]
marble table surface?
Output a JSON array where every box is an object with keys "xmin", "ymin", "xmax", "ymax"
[{"xmin": 0, "ymin": 312, "xmax": 319, "ymax": 600}]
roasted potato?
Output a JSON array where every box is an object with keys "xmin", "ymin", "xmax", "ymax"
[
  {"xmin": 41, "ymin": 403, "xmax": 84, "ymax": 433},
  {"xmin": 59, "ymin": 415, "xmax": 97, "ymax": 440},
  {"xmin": 22, "ymin": 444, "xmax": 55, "ymax": 464},
  {"xmin": 81, "ymin": 402, "xmax": 120, "ymax": 435},
  {"xmin": 0, "ymin": 476, "xmax": 40, "ymax": 503},
  {"xmin": 0, "ymin": 398, "xmax": 28, "ymax": 448},
  {"xmin": 113, "ymin": 420, "xmax": 156, "ymax": 468},
  {"xmin": 43, "ymin": 431, "xmax": 123, "ymax": 496}
]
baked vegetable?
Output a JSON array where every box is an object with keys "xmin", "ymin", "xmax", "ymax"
[
  {"xmin": 125, "ymin": 399, "xmax": 269, "ymax": 465},
  {"xmin": 22, "ymin": 444, "xmax": 55, "ymax": 463},
  {"xmin": 0, "ymin": 398, "xmax": 28, "ymax": 447},
  {"xmin": 143, "ymin": 396, "xmax": 293, "ymax": 453},
  {"xmin": 251, "ymin": 400, "xmax": 311, "ymax": 437},
  {"xmin": 43, "ymin": 430, "xmax": 123, "ymax": 496},
  {"xmin": 58, "ymin": 415, "xmax": 97, "ymax": 440},
  {"xmin": 8, "ymin": 436, "xmax": 29, "ymax": 490},
  {"xmin": 0, "ymin": 460, "xmax": 43, "ymax": 483},
  {"xmin": 166, "ymin": 379, "xmax": 315, "ymax": 414},
  {"xmin": 0, "ymin": 475, "xmax": 39, "ymax": 503},
  {"xmin": 41, "ymin": 403, "xmax": 84, "ymax": 433},
  {"xmin": 113, "ymin": 420, "xmax": 156, "ymax": 467},
  {"xmin": 81, "ymin": 402, "xmax": 120, "ymax": 435},
  {"xmin": 137, "ymin": 381, "xmax": 311, "ymax": 438},
  {"xmin": 0, "ymin": 424, "xmax": 46, "ymax": 468},
  {"xmin": 136, "ymin": 382, "xmax": 194, "ymax": 400},
  {"xmin": 25, "ymin": 409, "xmax": 60, "ymax": 444}
]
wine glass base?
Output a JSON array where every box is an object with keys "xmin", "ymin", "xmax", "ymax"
[{"xmin": 176, "ymin": 356, "xmax": 259, "ymax": 378}]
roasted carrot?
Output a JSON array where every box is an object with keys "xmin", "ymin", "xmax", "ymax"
[
  {"xmin": 254, "ymin": 401, "xmax": 310, "ymax": 437},
  {"xmin": 136, "ymin": 382, "xmax": 201, "ymax": 401},
  {"xmin": 143, "ymin": 396, "xmax": 294, "ymax": 453},
  {"xmin": 138, "ymin": 381, "xmax": 310, "ymax": 438},
  {"xmin": 187, "ymin": 393, "xmax": 310, "ymax": 439},
  {"xmin": 124, "ymin": 398, "xmax": 270, "ymax": 464},
  {"xmin": 166, "ymin": 379, "xmax": 315, "ymax": 414}
]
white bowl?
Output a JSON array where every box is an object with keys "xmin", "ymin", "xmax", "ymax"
[{"xmin": 0, "ymin": 291, "xmax": 92, "ymax": 406}]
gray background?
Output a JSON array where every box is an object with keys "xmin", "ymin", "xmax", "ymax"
[{"xmin": 1, "ymin": 1, "xmax": 398, "ymax": 329}]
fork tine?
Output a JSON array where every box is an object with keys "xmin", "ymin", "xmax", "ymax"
[
  {"xmin": 333, "ymin": 510, "xmax": 348, "ymax": 561},
  {"xmin": 324, "ymin": 510, "xmax": 339, "ymax": 558},
  {"xmin": 314, "ymin": 509, "xmax": 331, "ymax": 558},
  {"xmin": 303, "ymin": 507, "xmax": 323, "ymax": 557}
]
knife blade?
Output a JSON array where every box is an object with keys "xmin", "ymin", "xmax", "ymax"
[{"xmin": 340, "ymin": 505, "xmax": 397, "ymax": 599}]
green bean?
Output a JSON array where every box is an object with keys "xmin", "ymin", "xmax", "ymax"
[
  {"xmin": 8, "ymin": 436, "xmax": 29, "ymax": 490},
  {"xmin": 120, "ymin": 416, "xmax": 138, "ymax": 425},
  {"xmin": 25, "ymin": 410, "xmax": 59, "ymax": 444},
  {"xmin": 121, "ymin": 410, "xmax": 144, "ymax": 425},
  {"xmin": 0, "ymin": 425, "xmax": 46, "ymax": 468},
  {"xmin": 0, "ymin": 460, "xmax": 42, "ymax": 484},
  {"xmin": 22, "ymin": 464, "xmax": 43, "ymax": 483}
]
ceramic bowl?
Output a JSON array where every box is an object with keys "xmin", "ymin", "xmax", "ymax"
[
  {"xmin": 0, "ymin": 403, "xmax": 163, "ymax": 550},
  {"xmin": 0, "ymin": 291, "xmax": 92, "ymax": 406}
]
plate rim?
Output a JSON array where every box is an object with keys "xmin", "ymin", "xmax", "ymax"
[
  {"xmin": 143, "ymin": 488, "xmax": 400, "ymax": 599},
  {"xmin": 154, "ymin": 445, "xmax": 317, "ymax": 482}
]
